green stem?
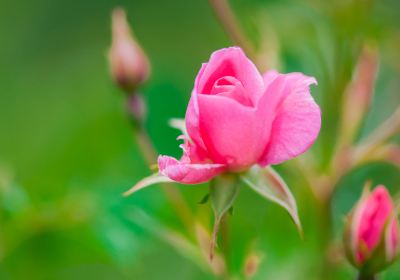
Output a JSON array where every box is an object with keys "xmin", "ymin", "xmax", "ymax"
[
  {"xmin": 357, "ymin": 273, "xmax": 376, "ymax": 280},
  {"xmin": 220, "ymin": 213, "xmax": 231, "ymax": 274},
  {"xmin": 318, "ymin": 194, "xmax": 335, "ymax": 280},
  {"xmin": 208, "ymin": 0, "xmax": 257, "ymax": 63},
  {"xmin": 127, "ymin": 94, "xmax": 194, "ymax": 233}
]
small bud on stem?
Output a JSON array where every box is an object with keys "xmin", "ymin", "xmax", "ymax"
[
  {"xmin": 109, "ymin": 7, "xmax": 150, "ymax": 93},
  {"xmin": 344, "ymin": 185, "xmax": 399, "ymax": 277}
]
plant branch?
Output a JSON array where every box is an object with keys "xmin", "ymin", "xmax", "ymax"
[
  {"xmin": 133, "ymin": 124, "xmax": 194, "ymax": 232},
  {"xmin": 208, "ymin": 0, "xmax": 257, "ymax": 61},
  {"xmin": 357, "ymin": 273, "xmax": 376, "ymax": 280}
]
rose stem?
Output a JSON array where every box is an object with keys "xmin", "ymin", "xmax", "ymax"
[
  {"xmin": 220, "ymin": 212, "xmax": 231, "ymax": 277},
  {"xmin": 357, "ymin": 274, "xmax": 376, "ymax": 280},
  {"xmin": 128, "ymin": 94, "xmax": 194, "ymax": 233},
  {"xmin": 208, "ymin": 0, "xmax": 257, "ymax": 62}
]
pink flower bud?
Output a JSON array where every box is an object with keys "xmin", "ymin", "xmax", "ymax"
[
  {"xmin": 345, "ymin": 185, "xmax": 399, "ymax": 274},
  {"xmin": 108, "ymin": 8, "xmax": 150, "ymax": 92}
]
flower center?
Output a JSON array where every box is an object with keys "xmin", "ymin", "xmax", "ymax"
[{"xmin": 210, "ymin": 76, "xmax": 253, "ymax": 106}]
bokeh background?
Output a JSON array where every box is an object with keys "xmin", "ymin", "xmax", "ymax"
[{"xmin": 1, "ymin": 0, "xmax": 400, "ymax": 279}]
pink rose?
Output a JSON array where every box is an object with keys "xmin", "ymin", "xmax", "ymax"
[
  {"xmin": 157, "ymin": 47, "xmax": 320, "ymax": 184},
  {"xmin": 348, "ymin": 185, "xmax": 399, "ymax": 267}
]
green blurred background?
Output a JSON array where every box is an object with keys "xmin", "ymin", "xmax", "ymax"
[{"xmin": 0, "ymin": 0, "xmax": 399, "ymax": 279}]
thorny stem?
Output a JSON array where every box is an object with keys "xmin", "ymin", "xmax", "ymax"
[{"xmin": 208, "ymin": 0, "xmax": 257, "ymax": 64}]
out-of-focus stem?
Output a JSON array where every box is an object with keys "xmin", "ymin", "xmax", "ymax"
[
  {"xmin": 126, "ymin": 92, "xmax": 194, "ymax": 232},
  {"xmin": 337, "ymin": 46, "xmax": 379, "ymax": 149},
  {"xmin": 352, "ymin": 107, "xmax": 400, "ymax": 164},
  {"xmin": 220, "ymin": 213, "xmax": 230, "ymax": 276},
  {"xmin": 357, "ymin": 273, "xmax": 376, "ymax": 280},
  {"xmin": 134, "ymin": 125, "xmax": 194, "ymax": 231},
  {"xmin": 208, "ymin": 0, "xmax": 257, "ymax": 63}
]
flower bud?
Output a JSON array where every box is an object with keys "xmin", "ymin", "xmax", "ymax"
[
  {"xmin": 108, "ymin": 8, "xmax": 150, "ymax": 92},
  {"xmin": 344, "ymin": 185, "xmax": 399, "ymax": 276}
]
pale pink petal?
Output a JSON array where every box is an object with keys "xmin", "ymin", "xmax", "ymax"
[
  {"xmin": 258, "ymin": 71, "xmax": 320, "ymax": 166},
  {"xmin": 386, "ymin": 217, "xmax": 399, "ymax": 261},
  {"xmin": 158, "ymin": 155, "xmax": 226, "ymax": 184}
]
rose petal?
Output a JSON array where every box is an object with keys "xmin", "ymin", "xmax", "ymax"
[
  {"xmin": 196, "ymin": 94, "xmax": 267, "ymax": 170},
  {"xmin": 186, "ymin": 63, "xmax": 208, "ymax": 152},
  {"xmin": 258, "ymin": 71, "xmax": 320, "ymax": 165},
  {"xmin": 197, "ymin": 47, "xmax": 264, "ymax": 104},
  {"xmin": 158, "ymin": 155, "xmax": 226, "ymax": 184},
  {"xmin": 358, "ymin": 187, "xmax": 393, "ymax": 255},
  {"xmin": 210, "ymin": 76, "xmax": 252, "ymax": 106}
]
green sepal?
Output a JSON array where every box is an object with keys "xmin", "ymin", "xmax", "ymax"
[{"xmin": 209, "ymin": 173, "xmax": 240, "ymax": 260}]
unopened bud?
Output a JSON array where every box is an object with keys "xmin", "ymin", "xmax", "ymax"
[
  {"xmin": 108, "ymin": 8, "xmax": 150, "ymax": 92},
  {"xmin": 344, "ymin": 185, "xmax": 399, "ymax": 277}
]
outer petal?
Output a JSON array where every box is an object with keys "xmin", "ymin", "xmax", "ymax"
[
  {"xmin": 386, "ymin": 217, "xmax": 399, "ymax": 261},
  {"xmin": 197, "ymin": 47, "xmax": 264, "ymax": 104},
  {"xmin": 258, "ymin": 71, "xmax": 320, "ymax": 166},
  {"xmin": 196, "ymin": 94, "xmax": 267, "ymax": 170},
  {"xmin": 186, "ymin": 47, "xmax": 265, "ymax": 158},
  {"xmin": 186, "ymin": 64, "xmax": 208, "ymax": 152},
  {"xmin": 158, "ymin": 155, "xmax": 226, "ymax": 184}
]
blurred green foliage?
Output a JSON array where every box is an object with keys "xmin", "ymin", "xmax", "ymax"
[{"xmin": 0, "ymin": 0, "xmax": 399, "ymax": 279}]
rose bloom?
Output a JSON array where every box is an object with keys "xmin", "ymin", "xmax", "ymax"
[
  {"xmin": 349, "ymin": 185, "xmax": 399, "ymax": 266},
  {"xmin": 157, "ymin": 47, "xmax": 321, "ymax": 184}
]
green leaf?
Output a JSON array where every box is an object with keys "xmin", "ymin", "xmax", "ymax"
[
  {"xmin": 209, "ymin": 174, "xmax": 240, "ymax": 260},
  {"xmin": 198, "ymin": 193, "xmax": 210, "ymax": 204},
  {"xmin": 228, "ymin": 207, "xmax": 234, "ymax": 216},
  {"xmin": 123, "ymin": 173, "xmax": 173, "ymax": 196},
  {"xmin": 241, "ymin": 166, "xmax": 302, "ymax": 236}
]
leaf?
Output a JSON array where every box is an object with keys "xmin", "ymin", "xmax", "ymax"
[
  {"xmin": 241, "ymin": 166, "xmax": 302, "ymax": 236},
  {"xmin": 198, "ymin": 193, "xmax": 210, "ymax": 204},
  {"xmin": 209, "ymin": 174, "xmax": 240, "ymax": 260},
  {"xmin": 123, "ymin": 173, "xmax": 173, "ymax": 196}
]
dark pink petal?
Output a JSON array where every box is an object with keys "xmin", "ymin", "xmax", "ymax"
[
  {"xmin": 354, "ymin": 186, "xmax": 394, "ymax": 263},
  {"xmin": 258, "ymin": 71, "xmax": 320, "ymax": 166},
  {"xmin": 158, "ymin": 155, "xmax": 226, "ymax": 184}
]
